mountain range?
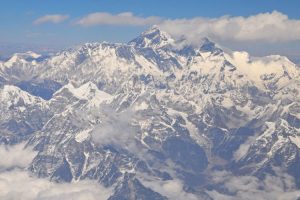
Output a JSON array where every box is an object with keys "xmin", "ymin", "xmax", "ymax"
[{"xmin": 0, "ymin": 26, "xmax": 300, "ymax": 199}]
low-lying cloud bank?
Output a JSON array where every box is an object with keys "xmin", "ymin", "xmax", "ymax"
[
  {"xmin": 0, "ymin": 169, "xmax": 112, "ymax": 200},
  {"xmin": 0, "ymin": 142, "xmax": 112, "ymax": 200},
  {"xmin": 1, "ymin": 132, "xmax": 300, "ymax": 199},
  {"xmin": 0, "ymin": 144, "xmax": 300, "ymax": 200},
  {"xmin": 142, "ymin": 169, "xmax": 300, "ymax": 200},
  {"xmin": 206, "ymin": 170, "xmax": 300, "ymax": 200},
  {"xmin": 0, "ymin": 142, "xmax": 37, "ymax": 169},
  {"xmin": 141, "ymin": 178, "xmax": 198, "ymax": 200}
]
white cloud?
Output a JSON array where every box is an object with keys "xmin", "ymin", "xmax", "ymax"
[
  {"xmin": 0, "ymin": 142, "xmax": 37, "ymax": 169},
  {"xmin": 75, "ymin": 11, "xmax": 300, "ymax": 45},
  {"xmin": 91, "ymin": 106, "xmax": 137, "ymax": 149},
  {"xmin": 0, "ymin": 169, "xmax": 112, "ymax": 200},
  {"xmin": 141, "ymin": 178, "xmax": 198, "ymax": 200},
  {"xmin": 206, "ymin": 169, "xmax": 300, "ymax": 200},
  {"xmin": 0, "ymin": 138, "xmax": 112, "ymax": 199},
  {"xmin": 33, "ymin": 14, "xmax": 69, "ymax": 25},
  {"xmin": 76, "ymin": 12, "xmax": 162, "ymax": 26},
  {"xmin": 158, "ymin": 11, "xmax": 300, "ymax": 45},
  {"xmin": 233, "ymin": 135, "xmax": 257, "ymax": 161}
]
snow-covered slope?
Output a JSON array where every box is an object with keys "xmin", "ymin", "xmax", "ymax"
[{"xmin": 1, "ymin": 26, "xmax": 300, "ymax": 199}]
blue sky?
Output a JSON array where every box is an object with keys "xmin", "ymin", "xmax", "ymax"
[{"xmin": 1, "ymin": 0, "xmax": 300, "ymax": 61}]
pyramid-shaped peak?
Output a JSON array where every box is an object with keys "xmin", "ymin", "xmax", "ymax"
[
  {"xmin": 57, "ymin": 81, "xmax": 97, "ymax": 95},
  {"xmin": 129, "ymin": 25, "xmax": 174, "ymax": 49},
  {"xmin": 55, "ymin": 81, "xmax": 112, "ymax": 104},
  {"xmin": 142, "ymin": 25, "xmax": 170, "ymax": 37},
  {"xmin": 197, "ymin": 37, "xmax": 222, "ymax": 54}
]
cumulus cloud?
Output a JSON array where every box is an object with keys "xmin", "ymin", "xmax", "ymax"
[
  {"xmin": 33, "ymin": 14, "xmax": 69, "ymax": 25},
  {"xmin": 206, "ymin": 169, "xmax": 300, "ymax": 200},
  {"xmin": 73, "ymin": 10, "xmax": 300, "ymax": 44},
  {"xmin": 76, "ymin": 12, "xmax": 162, "ymax": 26},
  {"xmin": 0, "ymin": 142, "xmax": 37, "ymax": 169},
  {"xmin": 0, "ymin": 169, "xmax": 112, "ymax": 200},
  {"xmin": 74, "ymin": 11, "xmax": 300, "ymax": 46},
  {"xmin": 159, "ymin": 11, "xmax": 300, "ymax": 44}
]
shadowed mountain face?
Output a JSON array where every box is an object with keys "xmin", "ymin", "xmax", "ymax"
[{"xmin": 0, "ymin": 26, "xmax": 300, "ymax": 199}]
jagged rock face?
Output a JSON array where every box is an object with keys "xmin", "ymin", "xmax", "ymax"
[{"xmin": 1, "ymin": 26, "xmax": 300, "ymax": 199}]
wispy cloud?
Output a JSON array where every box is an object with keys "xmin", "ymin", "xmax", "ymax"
[
  {"xmin": 33, "ymin": 14, "xmax": 69, "ymax": 25},
  {"xmin": 76, "ymin": 12, "xmax": 162, "ymax": 26}
]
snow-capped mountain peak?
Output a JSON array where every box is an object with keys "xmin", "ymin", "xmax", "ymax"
[
  {"xmin": 54, "ymin": 81, "xmax": 112, "ymax": 106},
  {"xmin": 3, "ymin": 51, "xmax": 42, "ymax": 67},
  {"xmin": 224, "ymin": 51, "xmax": 300, "ymax": 89},
  {"xmin": 198, "ymin": 37, "xmax": 223, "ymax": 54},
  {"xmin": 129, "ymin": 25, "xmax": 175, "ymax": 49},
  {"xmin": 0, "ymin": 85, "xmax": 45, "ymax": 107}
]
